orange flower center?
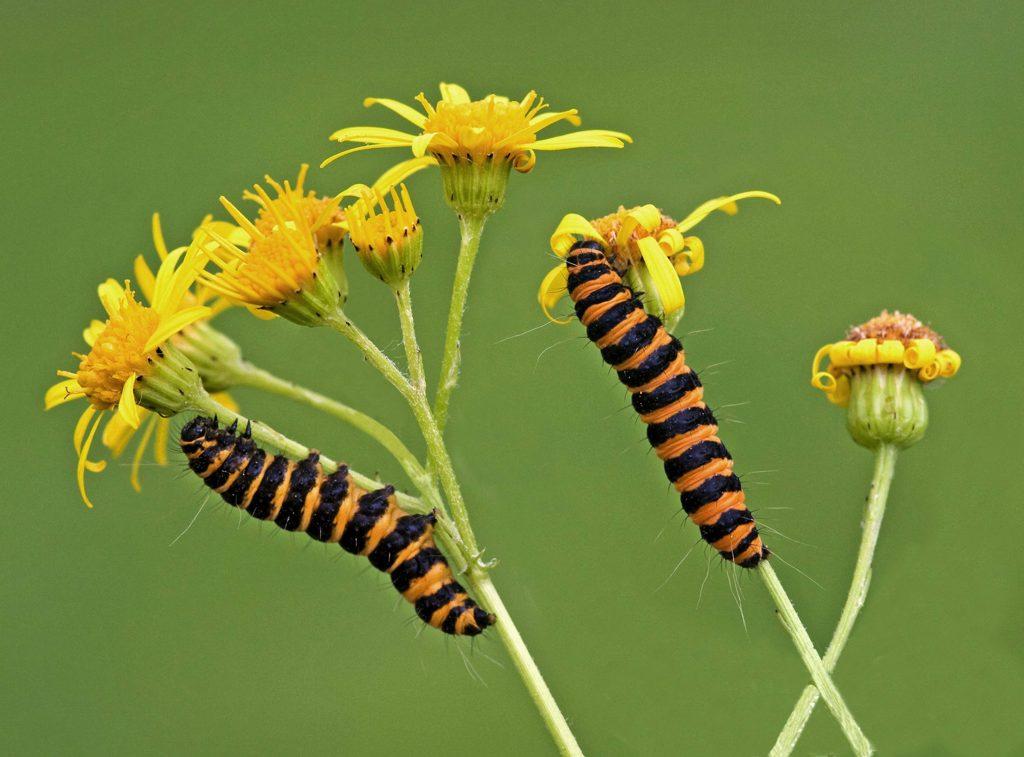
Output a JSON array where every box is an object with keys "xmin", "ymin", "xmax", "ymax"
[
  {"xmin": 76, "ymin": 293, "xmax": 158, "ymax": 408},
  {"xmin": 255, "ymin": 192, "xmax": 345, "ymax": 249},
  {"xmin": 424, "ymin": 97, "xmax": 535, "ymax": 160},
  {"xmin": 591, "ymin": 206, "xmax": 678, "ymax": 267}
]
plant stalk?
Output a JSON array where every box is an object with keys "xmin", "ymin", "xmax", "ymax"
[
  {"xmin": 771, "ymin": 444, "xmax": 897, "ymax": 755},
  {"xmin": 759, "ymin": 561, "xmax": 873, "ymax": 756},
  {"xmin": 433, "ymin": 212, "xmax": 487, "ymax": 435},
  {"xmin": 389, "ymin": 286, "xmax": 583, "ymax": 755}
]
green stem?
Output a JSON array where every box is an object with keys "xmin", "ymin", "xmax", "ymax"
[
  {"xmin": 388, "ymin": 289, "xmax": 582, "ymax": 756},
  {"xmin": 759, "ymin": 562, "xmax": 873, "ymax": 756},
  {"xmin": 231, "ymin": 361, "xmax": 433, "ymax": 497},
  {"xmin": 433, "ymin": 213, "xmax": 487, "ymax": 435},
  {"xmin": 325, "ymin": 312, "xmax": 481, "ymax": 561},
  {"xmin": 771, "ymin": 444, "xmax": 897, "ymax": 756},
  {"xmin": 394, "ymin": 281, "xmax": 427, "ymax": 396},
  {"xmin": 468, "ymin": 571, "xmax": 583, "ymax": 756},
  {"xmin": 190, "ymin": 393, "xmax": 428, "ymax": 516}
]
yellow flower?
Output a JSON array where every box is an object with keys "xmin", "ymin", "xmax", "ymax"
[
  {"xmin": 90, "ymin": 214, "xmax": 245, "ymax": 487},
  {"xmin": 199, "ymin": 172, "xmax": 347, "ymax": 325},
  {"xmin": 811, "ymin": 310, "xmax": 962, "ymax": 407},
  {"xmin": 323, "ymin": 82, "xmax": 632, "ymax": 215},
  {"xmin": 244, "ymin": 164, "xmax": 346, "ymax": 250},
  {"xmin": 538, "ymin": 191, "xmax": 781, "ymax": 322},
  {"xmin": 343, "ymin": 184, "xmax": 423, "ymax": 286},
  {"xmin": 45, "ymin": 247, "xmax": 210, "ymax": 507}
]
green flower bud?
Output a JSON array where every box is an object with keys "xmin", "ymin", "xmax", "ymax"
[
  {"xmin": 346, "ymin": 185, "xmax": 423, "ymax": 288},
  {"xmin": 845, "ymin": 366, "xmax": 928, "ymax": 449}
]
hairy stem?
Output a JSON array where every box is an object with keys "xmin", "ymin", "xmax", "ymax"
[
  {"xmin": 389, "ymin": 289, "xmax": 583, "ymax": 755},
  {"xmin": 759, "ymin": 562, "xmax": 873, "ymax": 756},
  {"xmin": 469, "ymin": 571, "xmax": 583, "ymax": 756},
  {"xmin": 433, "ymin": 213, "xmax": 487, "ymax": 435},
  {"xmin": 231, "ymin": 361, "xmax": 433, "ymax": 497},
  {"xmin": 326, "ymin": 312, "xmax": 481, "ymax": 562},
  {"xmin": 771, "ymin": 444, "xmax": 897, "ymax": 755}
]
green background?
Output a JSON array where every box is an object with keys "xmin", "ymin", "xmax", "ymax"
[{"xmin": 4, "ymin": 2, "xmax": 1022, "ymax": 754}]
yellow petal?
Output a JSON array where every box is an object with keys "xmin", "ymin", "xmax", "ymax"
[
  {"xmin": 76, "ymin": 409, "xmax": 105, "ymax": 509},
  {"xmin": 371, "ymin": 156, "xmax": 438, "ymax": 193},
  {"xmin": 97, "ymin": 279, "xmax": 126, "ymax": 318},
  {"xmin": 129, "ymin": 414, "xmax": 159, "ymax": 493},
  {"xmin": 676, "ymin": 191, "xmax": 781, "ymax": 233},
  {"xmin": 411, "ymin": 131, "xmax": 440, "ymax": 157},
  {"xmin": 74, "ymin": 404, "xmax": 98, "ymax": 454},
  {"xmin": 363, "ymin": 97, "xmax": 428, "ymax": 128},
  {"xmin": 134, "ymin": 254, "xmax": 158, "ymax": 304},
  {"xmin": 82, "ymin": 319, "xmax": 106, "ymax": 347},
  {"xmin": 321, "ymin": 142, "xmax": 404, "ymax": 168},
  {"xmin": 328, "ymin": 126, "xmax": 417, "ymax": 145},
  {"xmin": 102, "ymin": 410, "xmax": 139, "ymax": 458},
  {"xmin": 151, "ymin": 213, "xmax": 169, "ymax": 260},
  {"xmin": 637, "ymin": 237, "xmax": 685, "ymax": 315},
  {"xmin": 439, "ymin": 82, "xmax": 471, "ymax": 104},
  {"xmin": 550, "ymin": 213, "xmax": 607, "ymax": 256},
  {"xmin": 531, "ymin": 130, "xmax": 633, "ymax": 151},
  {"xmin": 672, "ymin": 236, "xmax": 705, "ymax": 277},
  {"xmin": 211, "ymin": 391, "xmax": 239, "ymax": 412},
  {"xmin": 144, "ymin": 305, "xmax": 212, "ymax": 352},
  {"xmin": 45, "ymin": 378, "xmax": 83, "ymax": 410},
  {"xmin": 117, "ymin": 373, "xmax": 141, "ymax": 430},
  {"xmin": 538, "ymin": 265, "xmax": 572, "ymax": 324},
  {"xmin": 154, "ymin": 417, "xmax": 170, "ymax": 466},
  {"xmin": 528, "ymin": 109, "xmax": 582, "ymax": 130},
  {"xmin": 616, "ymin": 204, "xmax": 661, "ymax": 254}
]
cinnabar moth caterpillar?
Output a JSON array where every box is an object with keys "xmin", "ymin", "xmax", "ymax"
[
  {"xmin": 179, "ymin": 416, "xmax": 495, "ymax": 636},
  {"xmin": 565, "ymin": 241, "xmax": 769, "ymax": 568}
]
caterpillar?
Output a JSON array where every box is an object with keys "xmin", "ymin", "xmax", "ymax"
[
  {"xmin": 565, "ymin": 241, "xmax": 769, "ymax": 568},
  {"xmin": 179, "ymin": 415, "xmax": 495, "ymax": 636}
]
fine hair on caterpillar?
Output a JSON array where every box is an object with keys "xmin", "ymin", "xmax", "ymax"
[
  {"xmin": 179, "ymin": 415, "xmax": 495, "ymax": 636},
  {"xmin": 564, "ymin": 240, "xmax": 770, "ymax": 568}
]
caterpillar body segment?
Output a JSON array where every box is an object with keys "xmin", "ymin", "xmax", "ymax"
[
  {"xmin": 566, "ymin": 241, "xmax": 769, "ymax": 568},
  {"xmin": 179, "ymin": 416, "xmax": 494, "ymax": 635}
]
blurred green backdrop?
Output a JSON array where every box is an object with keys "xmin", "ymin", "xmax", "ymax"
[{"xmin": 4, "ymin": 1, "xmax": 1022, "ymax": 754}]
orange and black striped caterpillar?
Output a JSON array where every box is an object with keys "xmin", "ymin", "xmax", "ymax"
[
  {"xmin": 565, "ymin": 241, "xmax": 770, "ymax": 568},
  {"xmin": 180, "ymin": 416, "xmax": 495, "ymax": 636}
]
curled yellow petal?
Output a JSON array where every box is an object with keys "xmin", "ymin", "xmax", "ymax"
[
  {"xmin": 550, "ymin": 213, "xmax": 606, "ymax": 256},
  {"xmin": 903, "ymin": 338, "xmax": 937, "ymax": 369},
  {"xmin": 637, "ymin": 237, "xmax": 684, "ymax": 315},
  {"xmin": 117, "ymin": 373, "xmax": 141, "ymax": 430},
  {"xmin": 672, "ymin": 236, "xmax": 705, "ymax": 277},
  {"xmin": 538, "ymin": 264, "xmax": 572, "ymax": 324},
  {"xmin": 676, "ymin": 191, "xmax": 781, "ymax": 233},
  {"xmin": 75, "ymin": 407, "xmax": 105, "ymax": 509}
]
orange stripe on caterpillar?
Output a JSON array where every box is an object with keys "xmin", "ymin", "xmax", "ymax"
[
  {"xmin": 179, "ymin": 416, "xmax": 495, "ymax": 635},
  {"xmin": 564, "ymin": 241, "xmax": 769, "ymax": 568}
]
